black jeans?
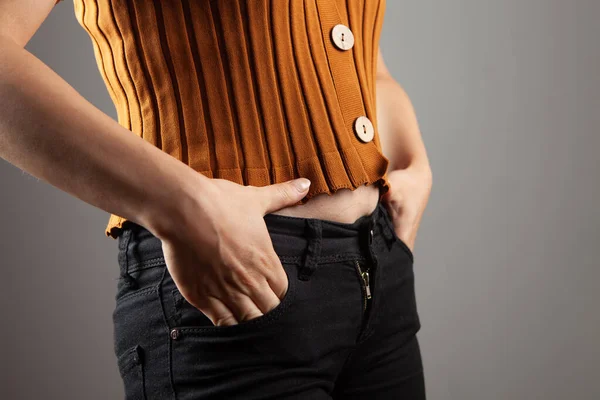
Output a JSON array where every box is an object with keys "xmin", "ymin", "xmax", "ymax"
[{"xmin": 113, "ymin": 200, "xmax": 425, "ymax": 400}]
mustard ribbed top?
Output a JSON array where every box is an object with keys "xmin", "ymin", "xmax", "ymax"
[{"xmin": 55, "ymin": 0, "xmax": 391, "ymax": 239}]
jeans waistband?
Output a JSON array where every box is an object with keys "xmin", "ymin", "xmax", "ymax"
[
  {"xmin": 264, "ymin": 200, "xmax": 385, "ymax": 253},
  {"xmin": 118, "ymin": 195, "xmax": 398, "ymax": 281}
]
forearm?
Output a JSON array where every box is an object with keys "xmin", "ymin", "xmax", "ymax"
[
  {"xmin": 0, "ymin": 35, "xmax": 211, "ymax": 238},
  {"xmin": 375, "ymin": 76, "xmax": 430, "ymax": 172}
]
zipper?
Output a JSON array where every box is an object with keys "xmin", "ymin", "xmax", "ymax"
[{"xmin": 354, "ymin": 260, "xmax": 372, "ymax": 313}]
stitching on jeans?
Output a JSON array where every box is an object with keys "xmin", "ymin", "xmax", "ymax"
[
  {"xmin": 278, "ymin": 256, "xmax": 302, "ymax": 263},
  {"xmin": 128, "ymin": 256, "xmax": 166, "ymax": 268},
  {"xmin": 116, "ymin": 286, "xmax": 157, "ymax": 302},
  {"xmin": 155, "ymin": 267, "xmax": 178, "ymax": 399},
  {"xmin": 170, "ymin": 288, "xmax": 183, "ymax": 326},
  {"xmin": 280, "ymin": 254, "xmax": 368, "ymax": 264},
  {"xmin": 116, "ymin": 345, "xmax": 141, "ymax": 375},
  {"xmin": 128, "ymin": 259, "xmax": 167, "ymax": 273},
  {"xmin": 317, "ymin": 253, "xmax": 366, "ymax": 263},
  {"xmin": 125, "ymin": 253, "xmax": 371, "ymax": 272}
]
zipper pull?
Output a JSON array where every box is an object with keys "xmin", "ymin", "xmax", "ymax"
[{"xmin": 362, "ymin": 271, "xmax": 372, "ymax": 299}]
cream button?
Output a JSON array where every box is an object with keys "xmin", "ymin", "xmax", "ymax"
[
  {"xmin": 331, "ymin": 24, "xmax": 354, "ymax": 51},
  {"xmin": 354, "ymin": 116, "xmax": 375, "ymax": 143}
]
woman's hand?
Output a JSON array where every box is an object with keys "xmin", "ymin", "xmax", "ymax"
[
  {"xmin": 381, "ymin": 164, "xmax": 432, "ymax": 253},
  {"xmin": 155, "ymin": 176, "xmax": 311, "ymax": 327}
]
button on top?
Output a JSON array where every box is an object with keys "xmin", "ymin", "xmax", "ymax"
[
  {"xmin": 331, "ymin": 24, "xmax": 354, "ymax": 51},
  {"xmin": 354, "ymin": 116, "xmax": 375, "ymax": 143}
]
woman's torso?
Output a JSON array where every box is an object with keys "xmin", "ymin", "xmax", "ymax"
[{"xmin": 70, "ymin": 0, "xmax": 391, "ymax": 238}]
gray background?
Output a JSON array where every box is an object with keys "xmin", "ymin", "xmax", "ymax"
[{"xmin": 1, "ymin": 0, "xmax": 598, "ymax": 399}]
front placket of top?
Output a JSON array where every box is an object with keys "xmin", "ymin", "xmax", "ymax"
[{"xmin": 315, "ymin": 0, "xmax": 380, "ymax": 185}]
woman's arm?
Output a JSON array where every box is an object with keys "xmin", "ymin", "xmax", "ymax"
[
  {"xmin": 375, "ymin": 48, "xmax": 432, "ymax": 252},
  {"xmin": 375, "ymin": 48, "xmax": 431, "ymax": 174},
  {"xmin": 0, "ymin": 0, "xmax": 317, "ymax": 328},
  {"xmin": 0, "ymin": 1, "xmax": 212, "ymax": 239}
]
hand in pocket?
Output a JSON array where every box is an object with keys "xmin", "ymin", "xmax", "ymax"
[
  {"xmin": 157, "ymin": 176, "xmax": 311, "ymax": 327},
  {"xmin": 381, "ymin": 166, "xmax": 432, "ymax": 253}
]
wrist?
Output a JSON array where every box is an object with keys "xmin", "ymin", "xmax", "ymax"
[{"xmin": 138, "ymin": 166, "xmax": 216, "ymax": 241}]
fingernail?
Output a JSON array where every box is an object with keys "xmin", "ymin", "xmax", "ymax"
[{"xmin": 294, "ymin": 178, "xmax": 311, "ymax": 192}]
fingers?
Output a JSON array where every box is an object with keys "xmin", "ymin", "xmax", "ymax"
[
  {"xmin": 263, "ymin": 255, "xmax": 290, "ymax": 300},
  {"xmin": 193, "ymin": 262, "xmax": 288, "ymax": 327},
  {"xmin": 201, "ymin": 288, "xmax": 282, "ymax": 327},
  {"xmin": 197, "ymin": 295, "xmax": 241, "ymax": 327},
  {"xmin": 257, "ymin": 178, "xmax": 311, "ymax": 215}
]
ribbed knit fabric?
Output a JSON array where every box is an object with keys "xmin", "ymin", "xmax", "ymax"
[{"xmin": 55, "ymin": 0, "xmax": 392, "ymax": 239}]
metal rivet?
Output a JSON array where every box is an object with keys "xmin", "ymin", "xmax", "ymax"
[{"xmin": 170, "ymin": 328, "xmax": 180, "ymax": 340}]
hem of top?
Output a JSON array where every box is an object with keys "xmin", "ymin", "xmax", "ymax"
[{"xmin": 104, "ymin": 174, "xmax": 391, "ymax": 240}]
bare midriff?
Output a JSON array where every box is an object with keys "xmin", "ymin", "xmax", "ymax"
[{"xmin": 270, "ymin": 182, "xmax": 382, "ymax": 223}]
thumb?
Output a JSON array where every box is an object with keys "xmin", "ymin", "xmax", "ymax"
[{"xmin": 260, "ymin": 178, "xmax": 311, "ymax": 214}]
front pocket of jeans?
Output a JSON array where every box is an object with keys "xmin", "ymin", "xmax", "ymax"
[
  {"xmin": 380, "ymin": 206, "xmax": 414, "ymax": 263},
  {"xmin": 117, "ymin": 345, "xmax": 147, "ymax": 400},
  {"xmin": 168, "ymin": 262, "xmax": 297, "ymax": 336},
  {"xmin": 390, "ymin": 229, "xmax": 414, "ymax": 263}
]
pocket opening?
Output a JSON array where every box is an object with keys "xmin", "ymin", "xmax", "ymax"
[
  {"xmin": 167, "ymin": 263, "xmax": 297, "ymax": 336},
  {"xmin": 117, "ymin": 344, "xmax": 147, "ymax": 400},
  {"xmin": 380, "ymin": 206, "xmax": 415, "ymax": 263}
]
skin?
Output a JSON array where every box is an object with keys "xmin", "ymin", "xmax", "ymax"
[
  {"xmin": 0, "ymin": 0, "xmax": 431, "ymax": 327},
  {"xmin": 375, "ymin": 50, "xmax": 433, "ymax": 252}
]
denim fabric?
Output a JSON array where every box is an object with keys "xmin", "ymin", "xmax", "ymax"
[{"xmin": 113, "ymin": 199, "xmax": 425, "ymax": 399}]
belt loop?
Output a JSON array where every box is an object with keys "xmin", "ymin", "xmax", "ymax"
[
  {"xmin": 372, "ymin": 195, "xmax": 389, "ymax": 250},
  {"xmin": 118, "ymin": 228, "xmax": 138, "ymax": 289},
  {"xmin": 360, "ymin": 213, "xmax": 379, "ymax": 269},
  {"xmin": 377, "ymin": 203, "xmax": 397, "ymax": 251},
  {"xmin": 299, "ymin": 219, "xmax": 323, "ymax": 281}
]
